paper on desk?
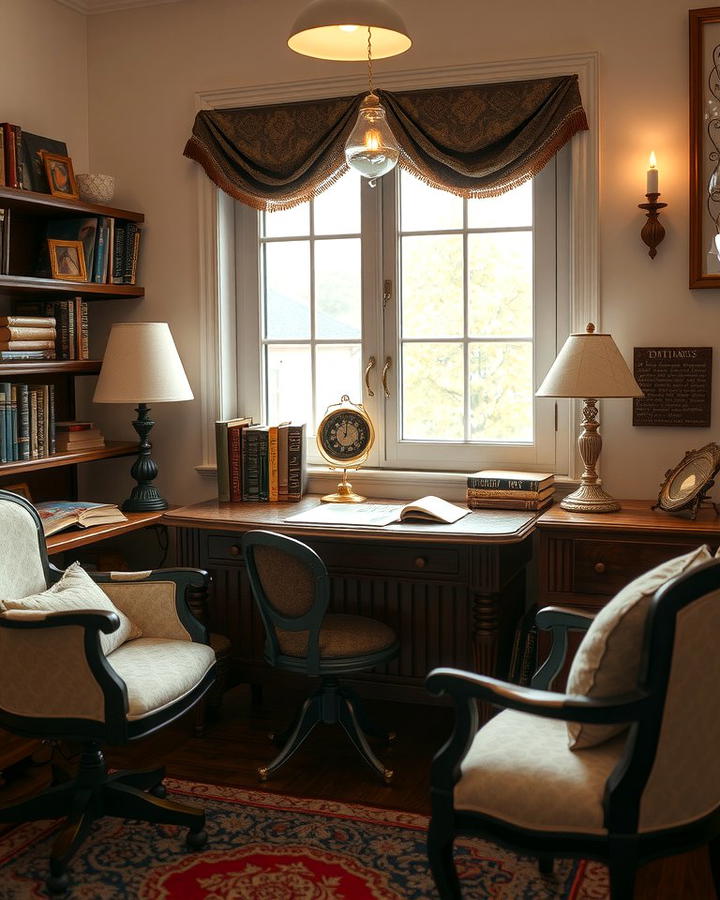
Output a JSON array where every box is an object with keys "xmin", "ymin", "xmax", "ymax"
[{"xmin": 284, "ymin": 503, "xmax": 401, "ymax": 527}]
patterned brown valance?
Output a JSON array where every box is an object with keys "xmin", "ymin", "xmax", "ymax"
[{"xmin": 184, "ymin": 74, "xmax": 588, "ymax": 211}]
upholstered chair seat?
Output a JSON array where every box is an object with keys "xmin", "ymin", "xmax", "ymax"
[
  {"xmin": 0, "ymin": 491, "xmax": 216, "ymax": 894},
  {"xmin": 242, "ymin": 530, "xmax": 399, "ymax": 782}
]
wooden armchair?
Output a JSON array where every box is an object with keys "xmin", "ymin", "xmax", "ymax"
[
  {"xmin": 427, "ymin": 555, "xmax": 720, "ymax": 899},
  {"xmin": 0, "ymin": 490, "xmax": 216, "ymax": 894}
]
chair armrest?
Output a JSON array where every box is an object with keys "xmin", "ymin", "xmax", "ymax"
[
  {"xmin": 531, "ymin": 605, "xmax": 597, "ymax": 690},
  {"xmin": 90, "ymin": 568, "xmax": 210, "ymax": 644},
  {"xmin": 0, "ymin": 611, "xmax": 127, "ymax": 737},
  {"xmin": 426, "ymin": 666, "xmax": 647, "ymax": 794}
]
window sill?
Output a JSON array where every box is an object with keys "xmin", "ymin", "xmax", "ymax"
[{"xmin": 196, "ymin": 463, "xmax": 579, "ymax": 502}]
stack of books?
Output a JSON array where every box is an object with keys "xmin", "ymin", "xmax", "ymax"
[
  {"xmin": 55, "ymin": 421, "xmax": 105, "ymax": 453},
  {"xmin": 44, "ymin": 217, "xmax": 142, "ymax": 286},
  {"xmin": 215, "ymin": 418, "xmax": 307, "ymax": 503},
  {"xmin": 17, "ymin": 299, "xmax": 88, "ymax": 360},
  {"xmin": 0, "ymin": 315, "xmax": 57, "ymax": 361},
  {"xmin": 0, "ymin": 382, "xmax": 55, "ymax": 462},
  {"xmin": 466, "ymin": 470, "xmax": 555, "ymax": 512}
]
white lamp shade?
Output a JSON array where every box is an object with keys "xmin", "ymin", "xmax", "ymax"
[
  {"xmin": 93, "ymin": 323, "xmax": 193, "ymax": 404},
  {"xmin": 536, "ymin": 325, "xmax": 643, "ymax": 399},
  {"xmin": 288, "ymin": 0, "xmax": 412, "ymax": 60}
]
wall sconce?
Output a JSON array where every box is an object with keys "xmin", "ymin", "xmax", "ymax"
[{"xmin": 639, "ymin": 152, "xmax": 667, "ymax": 259}]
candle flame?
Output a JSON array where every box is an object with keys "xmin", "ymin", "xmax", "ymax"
[{"xmin": 649, "ymin": 151, "xmax": 657, "ymax": 169}]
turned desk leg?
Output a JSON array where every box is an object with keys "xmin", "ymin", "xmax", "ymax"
[{"xmin": 472, "ymin": 593, "xmax": 501, "ymax": 724}]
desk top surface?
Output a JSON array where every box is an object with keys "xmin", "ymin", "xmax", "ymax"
[
  {"xmin": 537, "ymin": 499, "xmax": 720, "ymax": 536},
  {"xmin": 163, "ymin": 496, "xmax": 537, "ymax": 544}
]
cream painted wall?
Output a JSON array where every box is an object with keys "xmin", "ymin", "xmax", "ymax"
[
  {"xmin": 1, "ymin": 0, "xmax": 88, "ymax": 171},
  {"xmin": 81, "ymin": 0, "xmax": 716, "ymax": 504}
]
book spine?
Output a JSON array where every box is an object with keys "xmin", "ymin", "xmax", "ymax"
[
  {"xmin": 287, "ymin": 424, "xmax": 306, "ymax": 501},
  {"xmin": 1, "ymin": 208, "xmax": 9, "ymax": 274},
  {"xmin": 466, "ymin": 476, "xmax": 551, "ymax": 491},
  {"xmin": 37, "ymin": 388, "xmax": 46, "ymax": 457},
  {"xmin": 466, "ymin": 487, "xmax": 553, "ymax": 501},
  {"xmin": 257, "ymin": 430, "xmax": 269, "ymax": 501},
  {"xmin": 17, "ymin": 383, "xmax": 29, "ymax": 461},
  {"xmin": 0, "ymin": 327, "xmax": 57, "ymax": 341},
  {"xmin": 93, "ymin": 221, "xmax": 106, "ymax": 283},
  {"xmin": 57, "ymin": 302, "xmax": 69, "ymax": 360},
  {"xmin": 228, "ymin": 425, "xmax": 243, "ymax": 502},
  {"xmin": 242, "ymin": 429, "xmax": 260, "ymax": 501},
  {"xmin": 80, "ymin": 300, "xmax": 88, "ymax": 360},
  {"xmin": 215, "ymin": 422, "xmax": 230, "ymax": 502},
  {"xmin": 112, "ymin": 223, "xmax": 126, "ymax": 283},
  {"xmin": 268, "ymin": 426, "xmax": 278, "ymax": 502},
  {"xmin": 466, "ymin": 497, "xmax": 553, "ymax": 511},
  {"xmin": 48, "ymin": 384, "xmax": 55, "ymax": 454},
  {"xmin": 10, "ymin": 385, "xmax": 17, "ymax": 461},
  {"xmin": 106, "ymin": 218, "xmax": 114, "ymax": 284},
  {"xmin": 0, "ymin": 316, "xmax": 57, "ymax": 328},
  {"xmin": 67, "ymin": 299, "xmax": 76, "ymax": 360},
  {"xmin": 0, "ymin": 341, "xmax": 56, "ymax": 350},
  {"xmin": 0, "ymin": 128, "xmax": 4, "ymax": 186},
  {"xmin": 2, "ymin": 125, "xmax": 17, "ymax": 189},
  {"xmin": 29, "ymin": 388, "xmax": 37, "ymax": 459},
  {"xmin": 123, "ymin": 224, "xmax": 137, "ymax": 283},
  {"xmin": 74, "ymin": 297, "xmax": 82, "ymax": 360},
  {"xmin": 0, "ymin": 385, "xmax": 7, "ymax": 463},
  {"xmin": 277, "ymin": 425, "xmax": 290, "ymax": 501},
  {"xmin": 130, "ymin": 229, "xmax": 141, "ymax": 284},
  {"xmin": 14, "ymin": 127, "xmax": 23, "ymax": 189}
]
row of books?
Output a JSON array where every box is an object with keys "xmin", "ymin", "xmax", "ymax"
[
  {"xmin": 466, "ymin": 470, "xmax": 556, "ymax": 512},
  {"xmin": 0, "ymin": 314, "xmax": 58, "ymax": 360},
  {"xmin": 13, "ymin": 300, "xmax": 89, "ymax": 360},
  {"xmin": 1, "ymin": 124, "xmax": 68, "ymax": 193},
  {"xmin": 43, "ymin": 216, "xmax": 141, "ymax": 286},
  {"xmin": 0, "ymin": 382, "xmax": 55, "ymax": 463},
  {"xmin": 215, "ymin": 418, "xmax": 307, "ymax": 502}
]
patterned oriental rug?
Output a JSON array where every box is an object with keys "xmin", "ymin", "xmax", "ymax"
[{"xmin": 0, "ymin": 778, "xmax": 609, "ymax": 898}]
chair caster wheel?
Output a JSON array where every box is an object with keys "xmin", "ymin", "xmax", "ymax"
[
  {"xmin": 150, "ymin": 783, "xmax": 167, "ymax": 799},
  {"xmin": 258, "ymin": 766, "xmax": 269, "ymax": 782},
  {"xmin": 383, "ymin": 768, "xmax": 394, "ymax": 784},
  {"xmin": 186, "ymin": 828, "xmax": 208, "ymax": 850},
  {"xmin": 46, "ymin": 872, "xmax": 70, "ymax": 895}
]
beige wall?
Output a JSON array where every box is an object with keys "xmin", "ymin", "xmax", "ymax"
[
  {"xmin": 79, "ymin": 0, "xmax": 716, "ymax": 504},
  {"xmin": 1, "ymin": 0, "xmax": 88, "ymax": 172}
]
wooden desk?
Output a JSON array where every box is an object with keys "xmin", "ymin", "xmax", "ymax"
[
  {"xmin": 537, "ymin": 499, "xmax": 720, "ymax": 613},
  {"xmin": 163, "ymin": 497, "xmax": 536, "ymax": 708}
]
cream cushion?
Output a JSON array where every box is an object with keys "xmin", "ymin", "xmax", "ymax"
[
  {"xmin": 0, "ymin": 562, "xmax": 141, "ymax": 656},
  {"xmin": 107, "ymin": 637, "xmax": 216, "ymax": 719},
  {"xmin": 566, "ymin": 545, "xmax": 712, "ymax": 750},
  {"xmin": 455, "ymin": 709, "xmax": 627, "ymax": 834}
]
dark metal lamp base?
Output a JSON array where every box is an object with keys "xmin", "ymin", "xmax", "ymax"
[{"xmin": 122, "ymin": 404, "xmax": 168, "ymax": 513}]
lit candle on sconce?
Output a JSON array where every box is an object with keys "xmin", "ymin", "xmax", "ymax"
[{"xmin": 647, "ymin": 152, "xmax": 659, "ymax": 194}]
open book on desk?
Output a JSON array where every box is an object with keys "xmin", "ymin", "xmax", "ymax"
[{"xmin": 284, "ymin": 496, "xmax": 471, "ymax": 528}]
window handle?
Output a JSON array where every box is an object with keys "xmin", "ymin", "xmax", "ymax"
[
  {"xmin": 382, "ymin": 356, "xmax": 392, "ymax": 398},
  {"xmin": 364, "ymin": 356, "xmax": 376, "ymax": 397}
]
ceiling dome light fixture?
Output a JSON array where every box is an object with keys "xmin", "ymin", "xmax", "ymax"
[{"xmin": 288, "ymin": 0, "xmax": 412, "ymax": 61}]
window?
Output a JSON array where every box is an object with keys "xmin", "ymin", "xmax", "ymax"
[{"xmin": 236, "ymin": 148, "xmax": 569, "ymax": 473}]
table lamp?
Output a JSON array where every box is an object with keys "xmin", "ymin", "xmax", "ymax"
[
  {"xmin": 93, "ymin": 322, "xmax": 193, "ymax": 512},
  {"xmin": 536, "ymin": 323, "xmax": 643, "ymax": 513}
]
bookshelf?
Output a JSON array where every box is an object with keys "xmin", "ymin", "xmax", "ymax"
[{"xmin": 0, "ymin": 187, "xmax": 145, "ymax": 503}]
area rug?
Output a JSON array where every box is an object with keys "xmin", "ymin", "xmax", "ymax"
[{"xmin": 0, "ymin": 777, "xmax": 608, "ymax": 898}]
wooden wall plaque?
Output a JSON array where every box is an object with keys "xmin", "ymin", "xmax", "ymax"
[{"xmin": 633, "ymin": 347, "xmax": 712, "ymax": 427}]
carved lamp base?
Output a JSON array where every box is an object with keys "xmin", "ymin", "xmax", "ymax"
[
  {"xmin": 121, "ymin": 403, "xmax": 169, "ymax": 512},
  {"xmin": 561, "ymin": 398, "xmax": 620, "ymax": 514}
]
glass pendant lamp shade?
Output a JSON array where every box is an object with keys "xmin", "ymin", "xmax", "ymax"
[
  {"xmin": 288, "ymin": 0, "xmax": 412, "ymax": 60},
  {"xmin": 345, "ymin": 92, "xmax": 400, "ymax": 179}
]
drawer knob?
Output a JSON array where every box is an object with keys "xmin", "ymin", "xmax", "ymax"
[
  {"xmin": 415, "ymin": 556, "xmax": 427, "ymax": 569},
  {"xmin": 594, "ymin": 562, "xmax": 606, "ymax": 574},
  {"xmin": 229, "ymin": 544, "xmax": 242, "ymax": 557}
]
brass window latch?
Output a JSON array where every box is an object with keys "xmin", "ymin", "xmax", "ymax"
[{"xmin": 383, "ymin": 279, "xmax": 392, "ymax": 310}]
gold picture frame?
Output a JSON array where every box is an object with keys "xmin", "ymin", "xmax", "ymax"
[
  {"xmin": 48, "ymin": 238, "xmax": 88, "ymax": 282},
  {"xmin": 653, "ymin": 442, "xmax": 720, "ymax": 519},
  {"xmin": 41, "ymin": 151, "xmax": 79, "ymax": 200}
]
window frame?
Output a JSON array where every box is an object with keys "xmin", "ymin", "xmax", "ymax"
[{"xmin": 193, "ymin": 53, "xmax": 598, "ymax": 492}]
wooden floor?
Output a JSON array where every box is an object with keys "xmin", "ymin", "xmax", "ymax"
[{"xmin": 106, "ymin": 683, "xmax": 717, "ymax": 899}]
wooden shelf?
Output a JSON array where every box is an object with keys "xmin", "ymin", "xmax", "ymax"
[
  {"xmin": 0, "ymin": 441, "xmax": 137, "ymax": 477},
  {"xmin": 0, "ymin": 359, "xmax": 102, "ymax": 376},
  {"xmin": 0, "ymin": 185, "xmax": 144, "ymax": 222},
  {"xmin": 0, "ymin": 275, "xmax": 143, "ymax": 301},
  {"xmin": 46, "ymin": 510, "xmax": 164, "ymax": 554}
]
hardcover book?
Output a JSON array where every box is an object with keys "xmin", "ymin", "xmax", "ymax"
[
  {"xmin": 34, "ymin": 501, "xmax": 127, "ymax": 537},
  {"xmin": 467, "ymin": 470, "xmax": 554, "ymax": 492}
]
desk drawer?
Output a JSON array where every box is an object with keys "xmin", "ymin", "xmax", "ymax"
[
  {"xmin": 205, "ymin": 532, "xmax": 461, "ymax": 578},
  {"xmin": 573, "ymin": 539, "xmax": 703, "ymax": 596}
]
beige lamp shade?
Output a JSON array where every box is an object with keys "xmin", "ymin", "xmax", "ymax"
[
  {"xmin": 288, "ymin": 0, "xmax": 412, "ymax": 60},
  {"xmin": 536, "ymin": 324, "xmax": 643, "ymax": 399},
  {"xmin": 93, "ymin": 323, "xmax": 193, "ymax": 404}
]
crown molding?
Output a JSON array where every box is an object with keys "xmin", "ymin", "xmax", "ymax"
[{"xmin": 54, "ymin": 0, "xmax": 184, "ymax": 13}]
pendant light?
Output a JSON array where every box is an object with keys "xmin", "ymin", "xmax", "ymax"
[{"xmin": 288, "ymin": 0, "xmax": 411, "ymax": 184}]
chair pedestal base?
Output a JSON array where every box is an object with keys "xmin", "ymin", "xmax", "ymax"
[
  {"xmin": 260, "ymin": 677, "xmax": 394, "ymax": 783},
  {"xmin": 0, "ymin": 744, "xmax": 206, "ymax": 894}
]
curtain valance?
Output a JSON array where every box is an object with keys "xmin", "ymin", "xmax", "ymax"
[{"xmin": 183, "ymin": 74, "xmax": 588, "ymax": 211}]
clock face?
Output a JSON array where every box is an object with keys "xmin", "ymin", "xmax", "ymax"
[{"xmin": 318, "ymin": 409, "xmax": 373, "ymax": 464}]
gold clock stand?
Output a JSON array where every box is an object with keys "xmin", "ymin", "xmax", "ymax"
[{"xmin": 322, "ymin": 468, "xmax": 365, "ymax": 504}]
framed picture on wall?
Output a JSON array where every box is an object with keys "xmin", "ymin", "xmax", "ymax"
[{"xmin": 690, "ymin": 7, "xmax": 720, "ymax": 288}]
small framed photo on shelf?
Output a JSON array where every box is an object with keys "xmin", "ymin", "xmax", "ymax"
[
  {"xmin": 48, "ymin": 238, "xmax": 87, "ymax": 281},
  {"xmin": 41, "ymin": 151, "xmax": 79, "ymax": 200}
]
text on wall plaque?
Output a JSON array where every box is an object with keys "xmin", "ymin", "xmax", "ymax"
[{"xmin": 633, "ymin": 347, "xmax": 712, "ymax": 427}]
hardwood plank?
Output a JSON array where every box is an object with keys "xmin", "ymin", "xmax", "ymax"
[
  {"xmin": 0, "ymin": 185, "xmax": 144, "ymax": 222},
  {"xmin": 538, "ymin": 499, "xmax": 720, "ymax": 536},
  {"xmin": 0, "ymin": 440, "xmax": 137, "ymax": 477},
  {"xmin": 46, "ymin": 510, "xmax": 164, "ymax": 555},
  {"xmin": 0, "ymin": 275, "xmax": 143, "ymax": 301},
  {"xmin": 0, "ymin": 360, "xmax": 102, "ymax": 377}
]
